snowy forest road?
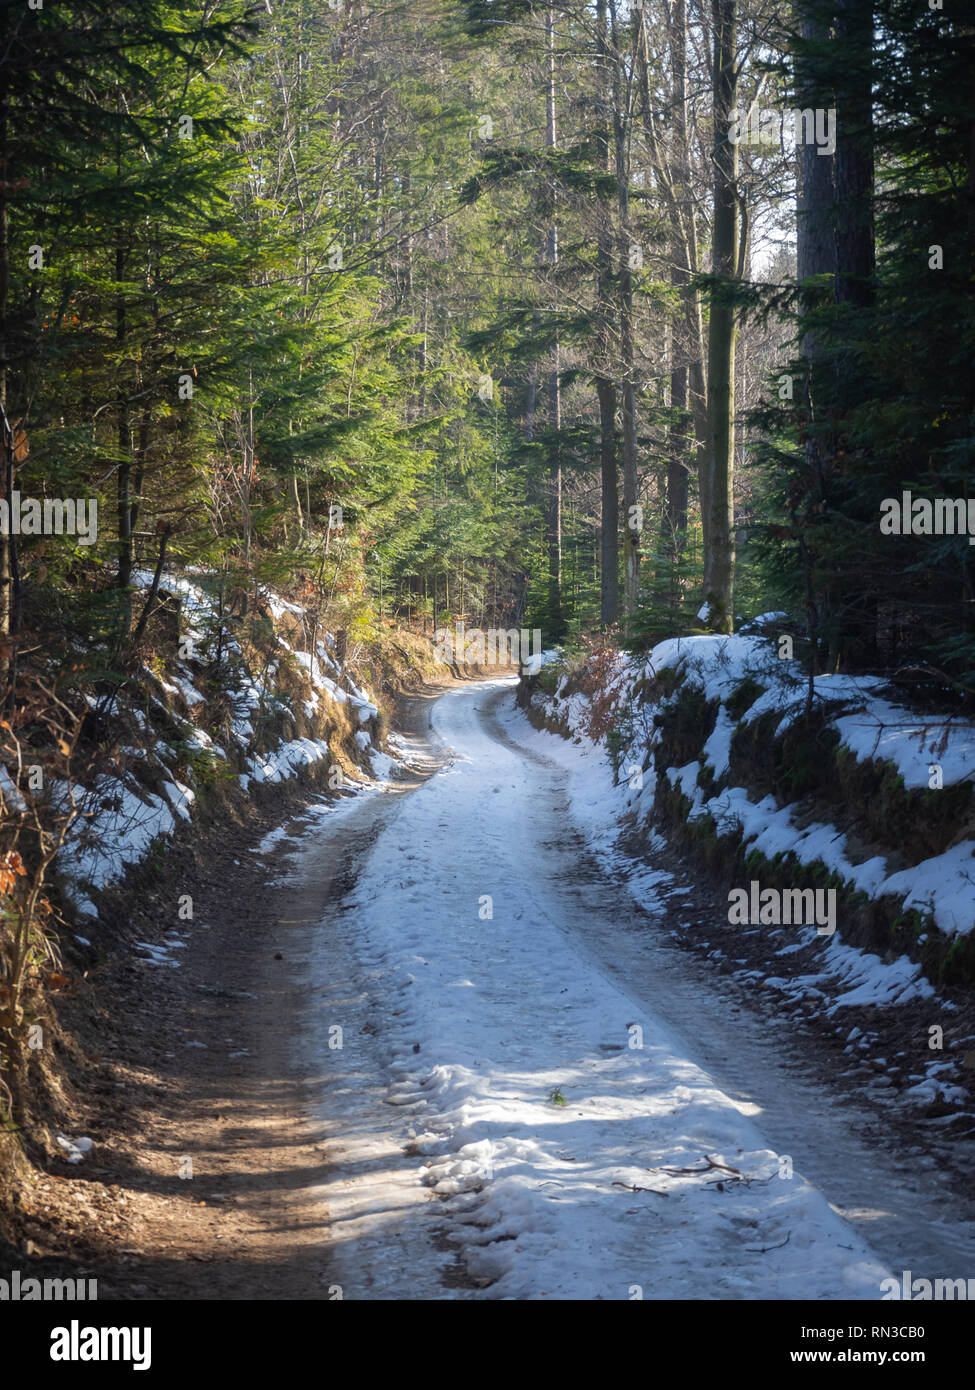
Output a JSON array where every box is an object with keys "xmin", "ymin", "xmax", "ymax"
[{"xmin": 265, "ymin": 677, "xmax": 975, "ymax": 1300}]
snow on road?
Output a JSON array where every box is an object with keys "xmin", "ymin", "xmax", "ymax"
[{"xmin": 295, "ymin": 678, "xmax": 915, "ymax": 1300}]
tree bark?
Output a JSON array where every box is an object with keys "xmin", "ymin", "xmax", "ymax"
[
  {"xmin": 796, "ymin": 0, "xmax": 835, "ymax": 478},
  {"xmin": 610, "ymin": 1, "xmax": 639, "ymax": 626},
  {"xmin": 545, "ymin": 0, "xmax": 563, "ymax": 634},
  {"xmin": 665, "ymin": 0, "xmax": 693, "ymax": 609},
  {"xmin": 830, "ymin": 0, "xmax": 875, "ymax": 667},
  {"xmin": 598, "ymin": 378, "xmax": 619, "ymax": 625},
  {"xmin": 702, "ymin": 0, "xmax": 739, "ymax": 634},
  {"xmin": 794, "ymin": 0, "xmax": 836, "ymax": 671},
  {"xmin": 833, "ymin": 0, "xmax": 874, "ymax": 312},
  {"xmin": 636, "ymin": 0, "xmax": 707, "ymax": 566},
  {"xmin": 115, "ymin": 232, "xmax": 134, "ymax": 636},
  {"xmin": 595, "ymin": 0, "xmax": 618, "ymax": 628}
]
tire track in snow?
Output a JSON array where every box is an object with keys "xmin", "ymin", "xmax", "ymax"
[
  {"xmin": 297, "ymin": 682, "xmax": 901, "ymax": 1298},
  {"xmin": 277, "ymin": 678, "xmax": 974, "ymax": 1299}
]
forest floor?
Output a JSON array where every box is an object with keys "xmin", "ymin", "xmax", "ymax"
[{"xmin": 7, "ymin": 674, "xmax": 975, "ymax": 1299}]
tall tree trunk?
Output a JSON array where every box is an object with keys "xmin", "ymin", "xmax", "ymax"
[
  {"xmin": 796, "ymin": 0, "xmax": 835, "ymax": 457},
  {"xmin": 116, "ymin": 232, "xmax": 133, "ymax": 635},
  {"xmin": 525, "ymin": 359, "xmax": 537, "ymax": 441},
  {"xmin": 610, "ymin": 1, "xmax": 638, "ymax": 626},
  {"xmin": 833, "ymin": 0, "xmax": 874, "ymax": 313},
  {"xmin": 545, "ymin": 0, "xmax": 563, "ymax": 634},
  {"xmin": 670, "ymin": 0, "xmax": 708, "ymax": 449},
  {"xmin": 240, "ymin": 368, "xmax": 256, "ymax": 617},
  {"xmin": 702, "ymin": 0, "xmax": 739, "ymax": 634},
  {"xmin": 666, "ymin": 353, "xmax": 690, "ymax": 612},
  {"xmin": 598, "ymin": 379, "xmax": 619, "ymax": 625},
  {"xmin": 665, "ymin": 0, "xmax": 692, "ymax": 610},
  {"xmin": 830, "ymin": 0, "xmax": 875, "ymax": 667},
  {"xmin": 636, "ymin": 0, "xmax": 707, "ymax": 567},
  {"xmin": 595, "ymin": 0, "xmax": 618, "ymax": 627},
  {"xmin": 620, "ymin": 339, "xmax": 639, "ymax": 624},
  {"xmin": 794, "ymin": 0, "xmax": 836, "ymax": 672}
]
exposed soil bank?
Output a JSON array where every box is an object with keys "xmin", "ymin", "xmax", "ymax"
[{"xmin": 0, "ymin": 678, "xmax": 460, "ymax": 1297}]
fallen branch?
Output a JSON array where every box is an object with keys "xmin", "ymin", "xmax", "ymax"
[
  {"xmin": 612, "ymin": 1181, "xmax": 669, "ymax": 1197},
  {"xmin": 654, "ymin": 1154, "xmax": 743, "ymax": 1178},
  {"xmin": 744, "ymin": 1232, "xmax": 791, "ymax": 1254}
]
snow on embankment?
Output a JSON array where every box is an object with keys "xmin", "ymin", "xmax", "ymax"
[
  {"xmin": 54, "ymin": 572, "xmax": 393, "ymax": 925},
  {"xmin": 518, "ymin": 630, "xmax": 975, "ymax": 986}
]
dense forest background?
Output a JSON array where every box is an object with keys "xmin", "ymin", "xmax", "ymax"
[{"xmin": 0, "ymin": 0, "xmax": 973, "ymax": 687}]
